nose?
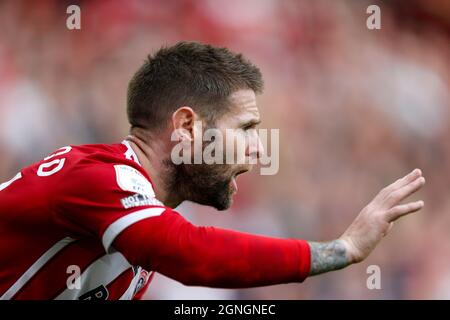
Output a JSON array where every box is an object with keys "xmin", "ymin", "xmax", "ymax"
[{"xmin": 246, "ymin": 132, "xmax": 264, "ymax": 160}]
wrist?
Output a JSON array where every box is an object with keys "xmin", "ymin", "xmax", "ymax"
[
  {"xmin": 308, "ymin": 239, "xmax": 352, "ymax": 276},
  {"xmin": 338, "ymin": 235, "xmax": 361, "ymax": 264}
]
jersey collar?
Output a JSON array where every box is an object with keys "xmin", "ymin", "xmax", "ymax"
[{"xmin": 121, "ymin": 140, "xmax": 141, "ymax": 166}]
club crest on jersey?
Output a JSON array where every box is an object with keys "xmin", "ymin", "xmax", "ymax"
[
  {"xmin": 133, "ymin": 269, "xmax": 151, "ymax": 297},
  {"xmin": 114, "ymin": 165, "xmax": 155, "ymax": 197}
]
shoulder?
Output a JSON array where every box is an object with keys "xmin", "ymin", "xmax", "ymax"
[{"xmin": 53, "ymin": 142, "xmax": 156, "ymax": 198}]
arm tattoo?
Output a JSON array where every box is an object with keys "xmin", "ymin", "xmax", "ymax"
[{"xmin": 308, "ymin": 239, "xmax": 350, "ymax": 276}]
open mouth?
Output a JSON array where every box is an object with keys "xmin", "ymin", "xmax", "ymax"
[{"xmin": 230, "ymin": 169, "xmax": 248, "ymax": 194}]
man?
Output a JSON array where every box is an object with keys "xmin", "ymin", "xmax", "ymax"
[{"xmin": 0, "ymin": 42, "xmax": 425, "ymax": 300}]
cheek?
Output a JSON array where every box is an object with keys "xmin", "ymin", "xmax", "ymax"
[
  {"xmin": 235, "ymin": 132, "xmax": 250, "ymax": 161},
  {"xmin": 217, "ymin": 127, "xmax": 248, "ymax": 163},
  {"xmin": 212, "ymin": 164, "xmax": 236, "ymax": 181},
  {"xmin": 218, "ymin": 131, "xmax": 237, "ymax": 159}
]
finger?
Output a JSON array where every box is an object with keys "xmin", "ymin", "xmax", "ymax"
[
  {"xmin": 385, "ymin": 176, "xmax": 425, "ymax": 207},
  {"xmin": 386, "ymin": 200, "xmax": 424, "ymax": 222},
  {"xmin": 381, "ymin": 169, "xmax": 422, "ymax": 196},
  {"xmin": 392, "ymin": 168, "xmax": 422, "ymax": 191}
]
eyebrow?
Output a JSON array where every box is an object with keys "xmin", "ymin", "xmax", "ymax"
[{"xmin": 241, "ymin": 119, "xmax": 261, "ymax": 128}]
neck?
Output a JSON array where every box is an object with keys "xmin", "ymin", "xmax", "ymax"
[{"xmin": 126, "ymin": 130, "xmax": 183, "ymax": 208}]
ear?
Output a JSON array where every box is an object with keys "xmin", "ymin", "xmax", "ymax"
[{"xmin": 171, "ymin": 106, "xmax": 198, "ymax": 142}]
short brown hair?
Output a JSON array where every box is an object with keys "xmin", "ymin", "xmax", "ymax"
[{"xmin": 127, "ymin": 41, "xmax": 264, "ymax": 131}]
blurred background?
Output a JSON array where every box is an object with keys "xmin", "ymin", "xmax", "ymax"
[{"xmin": 0, "ymin": 0, "xmax": 449, "ymax": 299}]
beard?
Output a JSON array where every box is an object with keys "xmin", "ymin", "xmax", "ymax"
[{"xmin": 162, "ymin": 159, "xmax": 237, "ymax": 211}]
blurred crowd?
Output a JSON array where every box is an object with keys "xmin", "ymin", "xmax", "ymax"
[{"xmin": 0, "ymin": 0, "xmax": 449, "ymax": 299}]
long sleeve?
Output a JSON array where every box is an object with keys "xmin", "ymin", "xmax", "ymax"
[{"xmin": 113, "ymin": 209, "xmax": 311, "ymax": 288}]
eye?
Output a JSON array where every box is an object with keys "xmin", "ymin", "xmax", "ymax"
[{"xmin": 242, "ymin": 123, "xmax": 258, "ymax": 131}]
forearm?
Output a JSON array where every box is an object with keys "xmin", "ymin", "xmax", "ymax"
[
  {"xmin": 307, "ymin": 239, "xmax": 352, "ymax": 276},
  {"xmin": 160, "ymin": 228, "xmax": 311, "ymax": 288}
]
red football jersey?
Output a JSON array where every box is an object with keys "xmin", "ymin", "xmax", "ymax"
[
  {"xmin": 0, "ymin": 141, "xmax": 311, "ymax": 300},
  {"xmin": 0, "ymin": 141, "xmax": 162, "ymax": 299}
]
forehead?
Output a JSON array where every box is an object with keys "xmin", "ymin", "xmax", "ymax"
[{"xmin": 227, "ymin": 89, "xmax": 259, "ymax": 119}]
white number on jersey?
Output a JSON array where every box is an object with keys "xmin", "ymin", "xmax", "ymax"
[
  {"xmin": 1, "ymin": 146, "xmax": 73, "ymax": 191},
  {"xmin": 37, "ymin": 146, "xmax": 72, "ymax": 177}
]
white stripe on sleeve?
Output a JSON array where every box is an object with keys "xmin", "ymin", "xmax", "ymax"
[{"xmin": 102, "ymin": 207, "xmax": 166, "ymax": 253}]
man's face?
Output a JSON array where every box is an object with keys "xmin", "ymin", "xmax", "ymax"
[{"xmin": 169, "ymin": 89, "xmax": 264, "ymax": 210}]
